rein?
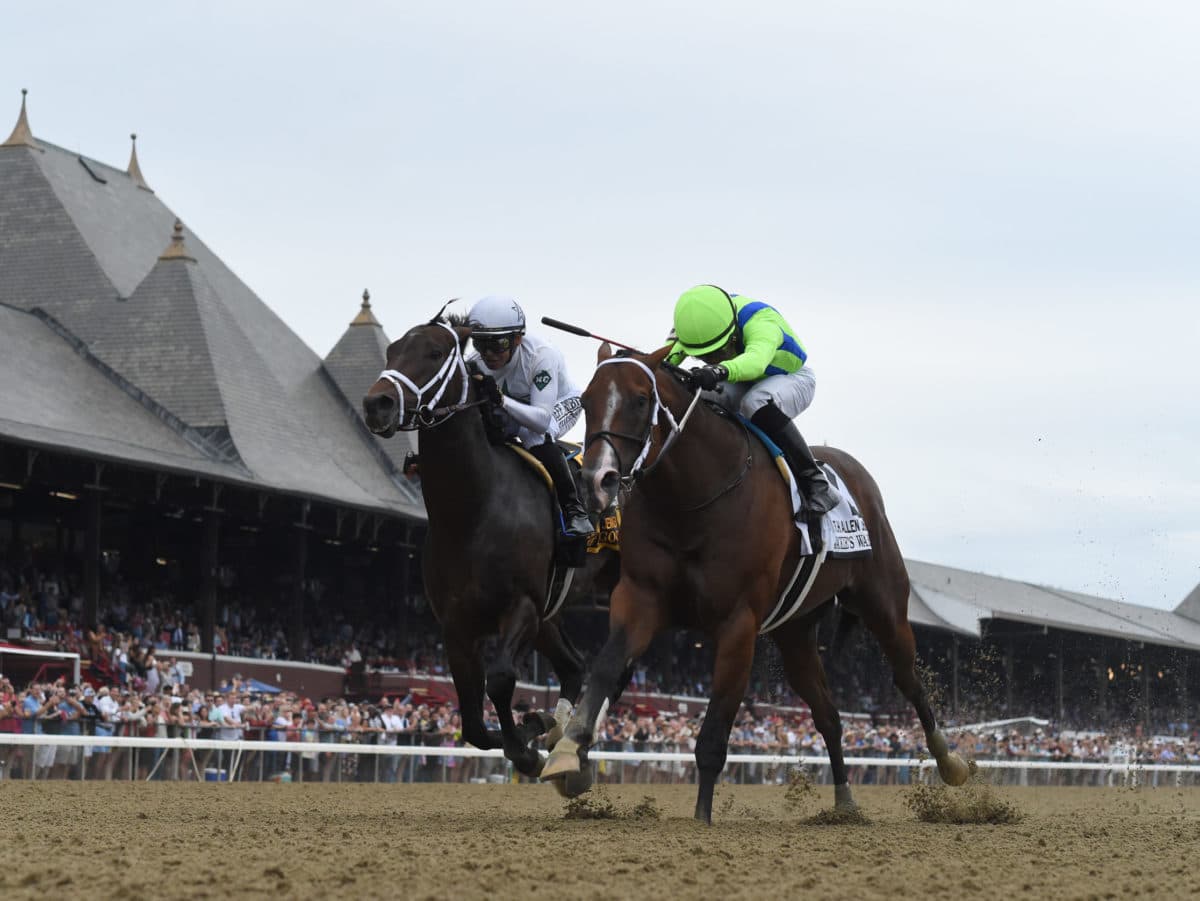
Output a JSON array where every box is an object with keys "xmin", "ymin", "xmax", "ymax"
[
  {"xmin": 376, "ymin": 321, "xmax": 484, "ymax": 430},
  {"xmin": 586, "ymin": 357, "xmax": 753, "ymax": 510}
]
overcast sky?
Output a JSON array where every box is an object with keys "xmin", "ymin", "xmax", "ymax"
[{"xmin": 7, "ymin": 2, "xmax": 1198, "ymax": 608}]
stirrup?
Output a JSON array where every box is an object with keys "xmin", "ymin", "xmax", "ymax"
[
  {"xmin": 804, "ymin": 479, "xmax": 841, "ymax": 515},
  {"xmin": 562, "ymin": 509, "xmax": 594, "ymax": 539}
]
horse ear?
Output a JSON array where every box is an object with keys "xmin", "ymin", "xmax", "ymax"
[
  {"xmin": 646, "ymin": 345, "xmax": 672, "ymax": 368},
  {"xmin": 596, "ymin": 342, "xmax": 614, "ymax": 363}
]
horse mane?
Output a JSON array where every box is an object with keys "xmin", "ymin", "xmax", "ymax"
[
  {"xmin": 421, "ymin": 311, "xmax": 471, "ymax": 352},
  {"xmin": 433, "ymin": 311, "xmax": 471, "ymax": 330}
]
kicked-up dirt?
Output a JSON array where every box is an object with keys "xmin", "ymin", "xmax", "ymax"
[{"xmin": 0, "ymin": 781, "xmax": 1198, "ymax": 899}]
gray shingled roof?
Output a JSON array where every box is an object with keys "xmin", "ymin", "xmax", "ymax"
[
  {"xmin": 0, "ymin": 303, "xmax": 237, "ymax": 480},
  {"xmin": 0, "ymin": 128, "xmax": 423, "ymax": 518},
  {"xmin": 907, "ymin": 559, "xmax": 1200, "ymax": 651},
  {"xmin": 1177, "ymin": 584, "xmax": 1200, "ymax": 624},
  {"xmin": 323, "ymin": 295, "xmax": 418, "ymax": 467}
]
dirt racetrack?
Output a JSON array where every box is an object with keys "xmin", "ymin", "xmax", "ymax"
[{"xmin": 1, "ymin": 781, "xmax": 1198, "ymax": 900}]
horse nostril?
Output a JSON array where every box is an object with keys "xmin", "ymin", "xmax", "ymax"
[
  {"xmin": 600, "ymin": 471, "xmax": 619, "ymax": 495},
  {"xmin": 363, "ymin": 394, "xmax": 397, "ymax": 429},
  {"xmin": 364, "ymin": 394, "xmax": 393, "ymax": 415}
]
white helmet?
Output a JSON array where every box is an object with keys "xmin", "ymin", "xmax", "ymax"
[{"xmin": 467, "ymin": 295, "xmax": 526, "ymax": 337}]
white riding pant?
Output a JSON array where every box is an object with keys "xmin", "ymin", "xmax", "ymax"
[{"xmin": 705, "ymin": 367, "xmax": 817, "ymax": 421}]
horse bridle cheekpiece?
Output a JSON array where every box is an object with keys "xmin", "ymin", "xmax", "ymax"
[
  {"xmin": 586, "ymin": 357, "xmax": 703, "ymax": 489},
  {"xmin": 375, "ymin": 321, "xmax": 474, "ymax": 429}
]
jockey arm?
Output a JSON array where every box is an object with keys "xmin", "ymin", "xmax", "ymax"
[
  {"xmin": 499, "ymin": 347, "xmax": 562, "ymax": 439},
  {"xmin": 722, "ymin": 316, "xmax": 784, "ymax": 382},
  {"xmin": 665, "ymin": 315, "xmax": 786, "ymax": 383},
  {"xmin": 501, "ymin": 394, "xmax": 553, "ymax": 435}
]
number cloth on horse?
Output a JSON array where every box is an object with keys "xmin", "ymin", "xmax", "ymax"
[{"xmin": 740, "ymin": 417, "xmax": 871, "ymax": 557}]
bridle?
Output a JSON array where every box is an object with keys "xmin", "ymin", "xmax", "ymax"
[
  {"xmin": 585, "ymin": 357, "xmax": 752, "ymax": 511},
  {"xmin": 374, "ymin": 321, "xmax": 487, "ymax": 430}
]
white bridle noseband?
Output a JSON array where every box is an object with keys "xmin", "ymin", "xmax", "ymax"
[
  {"xmin": 376, "ymin": 321, "xmax": 471, "ymax": 430},
  {"xmin": 590, "ymin": 357, "xmax": 703, "ymax": 483}
]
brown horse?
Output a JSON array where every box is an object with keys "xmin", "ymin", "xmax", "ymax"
[
  {"xmin": 362, "ymin": 314, "xmax": 617, "ymax": 780},
  {"xmin": 542, "ymin": 343, "xmax": 968, "ymax": 822}
]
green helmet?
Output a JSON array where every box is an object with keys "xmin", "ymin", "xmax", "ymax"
[{"xmin": 672, "ymin": 285, "xmax": 737, "ymax": 356}]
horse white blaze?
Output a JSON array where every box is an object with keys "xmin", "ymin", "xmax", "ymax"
[{"xmin": 586, "ymin": 380, "xmax": 623, "ymax": 510}]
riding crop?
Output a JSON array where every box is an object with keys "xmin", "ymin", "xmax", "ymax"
[{"xmin": 540, "ymin": 317, "xmax": 644, "ymax": 354}]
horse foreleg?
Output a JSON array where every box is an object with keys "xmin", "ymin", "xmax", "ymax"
[
  {"xmin": 692, "ymin": 607, "xmax": 758, "ymax": 824},
  {"xmin": 533, "ymin": 620, "xmax": 586, "ymax": 747},
  {"xmin": 771, "ymin": 616, "xmax": 856, "ymax": 810},
  {"xmin": 485, "ymin": 597, "xmax": 543, "ymax": 778},
  {"xmin": 447, "ymin": 638, "xmax": 502, "ymax": 751},
  {"xmin": 543, "ymin": 581, "xmax": 661, "ymax": 784}
]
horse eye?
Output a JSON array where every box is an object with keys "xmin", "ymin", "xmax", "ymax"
[
  {"xmin": 429, "ymin": 349, "xmax": 444, "ymax": 361},
  {"xmin": 635, "ymin": 394, "xmax": 649, "ymax": 408}
]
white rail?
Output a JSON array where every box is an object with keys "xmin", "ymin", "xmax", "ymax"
[{"xmin": 1, "ymin": 734, "xmax": 1195, "ymax": 774}]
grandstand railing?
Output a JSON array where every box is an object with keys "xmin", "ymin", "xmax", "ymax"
[{"xmin": 1, "ymin": 733, "xmax": 1196, "ymax": 788}]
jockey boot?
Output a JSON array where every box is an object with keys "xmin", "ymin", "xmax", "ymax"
[
  {"xmin": 750, "ymin": 403, "xmax": 841, "ymax": 515},
  {"xmin": 529, "ymin": 441, "xmax": 595, "ymax": 539}
]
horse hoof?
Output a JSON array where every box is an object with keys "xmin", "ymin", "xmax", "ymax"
[
  {"xmin": 551, "ymin": 768, "xmax": 593, "ymax": 799},
  {"xmin": 938, "ymin": 752, "xmax": 971, "ymax": 787},
  {"xmin": 834, "ymin": 783, "xmax": 858, "ymax": 811},
  {"xmin": 522, "ymin": 753, "xmax": 546, "ymax": 779},
  {"xmin": 541, "ymin": 739, "xmax": 582, "ymax": 779}
]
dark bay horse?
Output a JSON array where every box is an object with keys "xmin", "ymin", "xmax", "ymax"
[
  {"xmin": 542, "ymin": 343, "xmax": 968, "ymax": 822},
  {"xmin": 362, "ymin": 314, "xmax": 617, "ymax": 779}
]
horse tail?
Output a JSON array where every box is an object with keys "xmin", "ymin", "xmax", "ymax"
[{"xmin": 831, "ymin": 600, "xmax": 860, "ymax": 655}]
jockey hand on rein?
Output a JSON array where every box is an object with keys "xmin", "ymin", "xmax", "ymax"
[
  {"xmin": 476, "ymin": 374, "xmax": 504, "ymax": 407},
  {"xmin": 689, "ymin": 364, "xmax": 728, "ymax": 392}
]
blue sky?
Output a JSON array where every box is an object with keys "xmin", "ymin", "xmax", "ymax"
[{"xmin": 7, "ymin": 1, "xmax": 1198, "ymax": 607}]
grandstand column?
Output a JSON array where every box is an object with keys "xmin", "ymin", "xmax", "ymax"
[
  {"xmin": 1097, "ymin": 644, "xmax": 1109, "ymax": 720},
  {"xmin": 951, "ymin": 636, "xmax": 960, "ymax": 717},
  {"xmin": 289, "ymin": 501, "xmax": 311, "ymax": 660},
  {"xmin": 54, "ymin": 518, "xmax": 67, "ymax": 596},
  {"xmin": 199, "ymin": 492, "xmax": 221, "ymax": 657},
  {"xmin": 82, "ymin": 480, "xmax": 103, "ymax": 631},
  {"xmin": 1055, "ymin": 637, "xmax": 1065, "ymax": 721},
  {"xmin": 1179, "ymin": 656, "xmax": 1189, "ymax": 721},
  {"xmin": 1141, "ymin": 656, "xmax": 1151, "ymax": 729},
  {"xmin": 1003, "ymin": 640, "xmax": 1014, "ymax": 714}
]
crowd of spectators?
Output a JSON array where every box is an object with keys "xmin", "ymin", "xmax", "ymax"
[
  {"xmin": 0, "ymin": 673, "xmax": 476, "ymax": 783},
  {"xmin": 2, "ymin": 668, "xmax": 1198, "ymax": 786},
  {"xmin": 5, "ymin": 548, "xmax": 1200, "ymax": 787}
]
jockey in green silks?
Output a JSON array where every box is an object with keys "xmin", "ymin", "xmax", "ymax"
[{"xmin": 667, "ymin": 284, "xmax": 841, "ymax": 515}]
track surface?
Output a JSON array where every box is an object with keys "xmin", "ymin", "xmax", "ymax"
[{"xmin": 1, "ymin": 782, "xmax": 1197, "ymax": 899}]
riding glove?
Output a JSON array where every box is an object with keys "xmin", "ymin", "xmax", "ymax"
[
  {"xmin": 689, "ymin": 364, "xmax": 728, "ymax": 392},
  {"xmin": 476, "ymin": 374, "xmax": 504, "ymax": 407}
]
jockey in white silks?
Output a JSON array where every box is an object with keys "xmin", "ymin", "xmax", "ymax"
[{"xmin": 466, "ymin": 295, "xmax": 593, "ymax": 539}]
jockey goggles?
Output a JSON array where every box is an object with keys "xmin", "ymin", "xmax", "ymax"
[{"xmin": 472, "ymin": 333, "xmax": 517, "ymax": 354}]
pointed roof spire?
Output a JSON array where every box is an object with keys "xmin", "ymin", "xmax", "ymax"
[
  {"xmin": 350, "ymin": 288, "xmax": 381, "ymax": 326},
  {"xmin": 158, "ymin": 219, "xmax": 196, "ymax": 262},
  {"xmin": 127, "ymin": 132, "xmax": 153, "ymax": 192},
  {"xmin": 2, "ymin": 89, "xmax": 39, "ymax": 149}
]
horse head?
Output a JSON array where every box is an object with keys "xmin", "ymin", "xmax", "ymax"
[
  {"xmin": 362, "ymin": 313, "xmax": 472, "ymax": 437},
  {"xmin": 580, "ymin": 342, "xmax": 682, "ymax": 513}
]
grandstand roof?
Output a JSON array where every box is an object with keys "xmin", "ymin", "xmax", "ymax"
[
  {"xmin": 907, "ymin": 559, "xmax": 1200, "ymax": 651},
  {"xmin": 0, "ymin": 95, "xmax": 422, "ymax": 517},
  {"xmin": 1176, "ymin": 582, "xmax": 1200, "ymax": 624},
  {"xmin": 323, "ymin": 290, "xmax": 417, "ymax": 466}
]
